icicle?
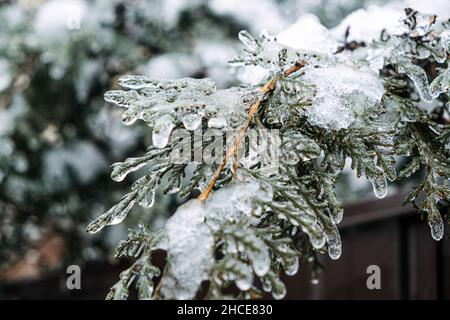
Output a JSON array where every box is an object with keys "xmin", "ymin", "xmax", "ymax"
[
  {"xmin": 369, "ymin": 172, "xmax": 388, "ymax": 199},
  {"xmin": 427, "ymin": 205, "xmax": 444, "ymax": 241},
  {"xmin": 152, "ymin": 114, "xmax": 175, "ymax": 148},
  {"xmin": 325, "ymin": 222, "xmax": 342, "ymax": 260}
]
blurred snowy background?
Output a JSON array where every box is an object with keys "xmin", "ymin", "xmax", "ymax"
[{"xmin": 0, "ymin": 0, "xmax": 449, "ymax": 295}]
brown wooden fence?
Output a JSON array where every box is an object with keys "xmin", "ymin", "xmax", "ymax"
[{"xmin": 1, "ymin": 193, "xmax": 449, "ymax": 299}]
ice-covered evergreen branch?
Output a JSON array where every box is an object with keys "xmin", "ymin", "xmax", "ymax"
[{"xmin": 87, "ymin": 8, "xmax": 450, "ymax": 300}]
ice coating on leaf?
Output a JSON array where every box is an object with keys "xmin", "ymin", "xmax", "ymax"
[
  {"xmin": 234, "ymin": 264, "xmax": 254, "ymax": 291},
  {"xmin": 86, "ymin": 192, "xmax": 135, "ymax": 234},
  {"xmin": 305, "ymin": 222, "xmax": 327, "ymax": 249},
  {"xmin": 398, "ymin": 60, "xmax": 433, "ymax": 102},
  {"xmin": 204, "ymin": 181, "xmax": 273, "ymax": 230},
  {"xmin": 331, "ymin": 208, "xmax": 344, "ymax": 225},
  {"xmin": 271, "ymin": 279, "xmax": 287, "ymax": 300},
  {"xmin": 161, "ymin": 199, "xmax": 214, "ymax": 299},
  {"xmin": 284, "ymin": 256, "xmax": 299, "ymax": 276},
  {"xmin": 105, "ymin": 75, "xmax": 258, "ymax": 134},
  {"xmin": 111, "ymin": 158, "xmax": 147, "ymax": 182},
  {"xmin": 138, "ymin": 190, "xmax": 155, "ymax": 208},
  {"xmin": 231, "ymin": 29, "xmax": 334, "ymax": 76},
  {"xmin": 430, "ymin": 67, "xmax": 450, "ymax": 99},
  {"xmin": 152, "ymin": 114, "xmax": 175, "ymax": 148},
  {"xmin": 440, "ymin": 30, "xmax": 450, "ymax": 53},
  {"xmin": 302, "ymin": 65, "xmax": 385, "ymax": 130}
]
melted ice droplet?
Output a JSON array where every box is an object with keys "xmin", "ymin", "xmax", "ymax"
[
  {"xmin": 153, "ymin": 114, "xmax": 175, "ymax": 148},
  {"xmin": 398, "ymin": 61, "xmax": 433, "ymax": 102},
  {"xmin": 180, "ymin": 111, "xmax": 204, "ymax": 131},
  {"xmin": 285, "ymin": 257, "xmax": 299, "ymax": 276},
  {"xmin": 427, "ymin": 205, "xmax": 444, "ymax": 241},
  {"xmin": 207, "ymin": 117, "xmax": 227, "ymax": 129},
  {"xmin": 261, "ymin": 278, "xmax": 272, "ymax": 292},
  {"xmin": 369, "ymin": 172, "xmax": 388, "ymax": 199},
  {"xmin": 272, "ymin": 281, "xmax": 287, "ymax": 300}
]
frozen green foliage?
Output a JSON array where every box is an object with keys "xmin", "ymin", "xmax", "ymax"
[{"xmin": 91, "ymin": 8, "xmax": 450, "ymax": 300}]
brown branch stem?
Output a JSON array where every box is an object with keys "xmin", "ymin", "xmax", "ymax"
[{"xmin": 197, "ymin": 61, "xmax": 306, "ymax": 203}]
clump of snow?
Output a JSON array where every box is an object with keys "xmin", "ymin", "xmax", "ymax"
[
  {"xmin": 331, "ymin": 5, "xmax": 402, "ymax": 44},
  {"xmin": 277, "ymin": 14, "xmax": 338, "ymax": 54},
  {"xmin": 161, "ymin": 199, "xmax": 214, "ymax": 300},
  {"xmin": 302, "ymin": 64, "xmax": 385, "ymax": 130}
]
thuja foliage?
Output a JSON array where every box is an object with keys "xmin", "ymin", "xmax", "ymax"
[{"xmin": 88, "ymin": 8, "xmax": 450, "ymax": 300}]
